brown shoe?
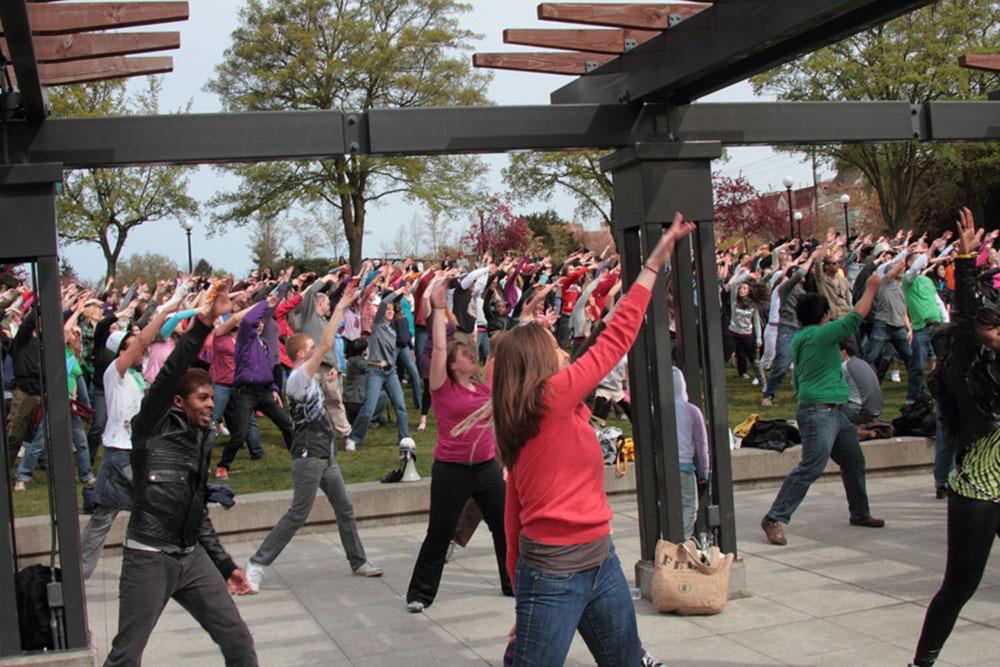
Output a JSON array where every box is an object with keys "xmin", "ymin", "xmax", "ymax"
[
  {"xmin": 761, "ymin": 516, "xmax": 787, "ymax": 545},
  {"xmin": 849, "ymin": 515, "xmax": 885, "ymax": 528}
]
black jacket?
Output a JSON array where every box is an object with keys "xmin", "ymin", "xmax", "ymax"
[
  {"xmin": 10, "ymin": 309, "xmax": 41, "ymax": 396},
  {"xmin": 125, "ymin": 317, "xmax": 236, "ymax": 579}
]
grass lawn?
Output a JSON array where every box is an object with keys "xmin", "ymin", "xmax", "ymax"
[{"xmin": 10, "ymin": 366, "xmax": 913, "ymax": 519}]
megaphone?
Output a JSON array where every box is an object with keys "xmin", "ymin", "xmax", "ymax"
[{"xmin": 399, "ymin": 437, "xmax": 421, "ymax": 482}]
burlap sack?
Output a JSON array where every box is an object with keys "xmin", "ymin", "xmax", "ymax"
[{"xmin": 651, "ymin": 539, "xmax": 734, "ymax": 615}]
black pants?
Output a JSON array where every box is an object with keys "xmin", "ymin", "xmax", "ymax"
[
  {"xmin": 913, "ymin": 492, "xmax": 1000, "ymax": 666},
  {"xmin": 593, "ymin": 397, "xmax": 631, "ymax": 422},
  {"xmin": 104, "ymin": 547, "xmax": 257, "ymax": 666},
  {"xmin": 729, "ymin": 332, "xmax": 760, "ymax": 379},
  {"xmin": 217, "ymin": 383, "xmax": 292, "ymax": 470},
  {"xmin": 407, "ymin": 459, "xmax": 511, "ymax": 606}
]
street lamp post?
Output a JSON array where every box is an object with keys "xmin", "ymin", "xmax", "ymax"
[
  {"xmin": 782, "ymin": 176, "xmax": 795, "ymax": 239},
  {"xmin": 840, "ymin": 193, "xmax": 851, "ymax": 240},
  {"xmin": 793, "ymin": 211, "xmax": 804, "ymax": 240},
  {"xmin": 183, "ymin": 219, "xmax": 194, "ymax": 273}
]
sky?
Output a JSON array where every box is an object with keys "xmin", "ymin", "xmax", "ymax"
[{"xmin": 58, "ymin": 0, "xmax": 826, "ymax": 281}]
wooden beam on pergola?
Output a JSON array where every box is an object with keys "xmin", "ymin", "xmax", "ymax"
[
  {"xmin": 536, "ymin": 2, "xmax": 711, "ymax": 30},
  {"xmin": 504, "ymin": 28, "xmax": 659, "ymax": 54},
  {"xmin": 1, "ymin": 32, "xmax": 180, "ymax": 62},
  {"xmin": 959, "ymin": 54, "xmax": 1000, "ymax": 73},
  {"xmin": 37, "ymin": 55, "xmax": 173, "ymax": 85},
  {"xmin": 0, "ymin": 2, "xmax": 189, "ymax": 35},
  {"xmin": 473, "ymin": 52, "xmax": 616, "ymax": 75}
]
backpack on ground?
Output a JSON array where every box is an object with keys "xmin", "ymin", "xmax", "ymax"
[
  {"xmin": 740, "ymin": 419, "xmax": 801, "ymax": 453},
  {"xmin": 891, "ymin": 396, "xmax": 936, "ymax": 437},
  {"xmin": 15, "ymin": 564, "xmax": 60, "ymax": 650}
]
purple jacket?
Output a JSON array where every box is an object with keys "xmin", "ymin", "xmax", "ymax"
[{"xmin": 235, "ymin": 301, "xmax": 275, "ymax": 386}]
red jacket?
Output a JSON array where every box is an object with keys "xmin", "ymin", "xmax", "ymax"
[{"xmin": 504, "ymin": 284, "xmax": 652, "ymax": 585}]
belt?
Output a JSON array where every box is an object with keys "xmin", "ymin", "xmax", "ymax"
[
  {"xmin": 800, "ymin": 403, "xmax": 841, "ymax": 410},
  {"xmin": 368, "ymin": 360, "xmax": 392, "ymax": 370}
]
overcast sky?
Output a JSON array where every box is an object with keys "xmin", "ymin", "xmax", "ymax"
[{"xmin": 59, "ymin": 0, "xmax": 824, "ymax": 280}]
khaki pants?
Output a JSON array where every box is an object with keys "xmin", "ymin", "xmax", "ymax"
[
  {"xmin": 318, "ymin": 364, "xmax": 352, "ymax": 438},
  {"xmin": 6, "ymin": 388, "xmax": 40, "ymax": 467}
]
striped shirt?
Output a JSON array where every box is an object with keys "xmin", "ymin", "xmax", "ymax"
[{"xmin": 950, "ymin": 428, "xmax": 1000, "ymax": 502}]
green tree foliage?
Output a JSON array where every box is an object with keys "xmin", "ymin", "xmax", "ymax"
[
  {"xmin": 116, "ymin": 252, "xmax": 180, "ymax": 287},
  {"xmin": 206, "ymin": 0, "xmax": 492, "ymax": 270},
  {"xmin": 524, "ymin": 210, "xmax": 578, "ymax": 260},
  {"xmin": 503, "ymin": 151, "xmax": 613, "ymax": 231},
  {"xmin": 751, "ymin": 0, "xmax": 1000, "ymax": 232},
  {"xmin": 249, "ymin": 217, "xmax": 286, "ymax": 272},
  {"xmin": 52, "ymin": 79, "xmax": 198, "ymax": 278}
]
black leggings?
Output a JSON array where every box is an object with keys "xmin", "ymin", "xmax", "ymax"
[
  {"xmin": 421, "ymin": 379, "xmax": 432, "ymax": 417},
  {"xmin": 729, "ymin": 332, "xmax": 760, "ymax": 379},
  {"xmin": 913, "ymin": 492, "xmax": 1000, "ymax": 666},
  {"xmin": 406, "ymin": 459, "xmax": 511, "ymax": 606},
  {"xmin": 593, "ymin": 397, "xmax": 631, "ymax": 422}
]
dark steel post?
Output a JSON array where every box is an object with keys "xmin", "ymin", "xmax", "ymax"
[
  {"xmin": 0, "ymin": 165, "xmax": 89, "ymax": 653},
  {"xmin": 694, "ymin": 220, "xmax": 739, "ymax": 553},
  {"xmin": 0, "ymin": 375, "xmax": 20, "ymax": 656},
  {"xmin": 186, "ymin": 228, "xmax": 193, "ymax": 274}
]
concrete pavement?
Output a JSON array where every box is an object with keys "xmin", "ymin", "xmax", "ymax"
[{"xmin": 84, "ymin": 473, "xmax": 1000, "ymax": 666}]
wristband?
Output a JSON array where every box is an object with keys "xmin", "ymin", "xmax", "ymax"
[
  {"xmin": 955, "ymin": 253, "xmax": 975, "ymax": 259},
  {"xmin": 643, "ymin": 263, "xmax": 660, "ymax": 273}
]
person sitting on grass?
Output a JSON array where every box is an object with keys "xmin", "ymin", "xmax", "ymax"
[{"xmin": 244, "ymin": 282, "xmax": 382, "ymax": 593}]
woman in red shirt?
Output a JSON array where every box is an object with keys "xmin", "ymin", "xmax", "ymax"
[{"xmin": 492, "ymin": 212, "xmax": 695, "ymax": 665}]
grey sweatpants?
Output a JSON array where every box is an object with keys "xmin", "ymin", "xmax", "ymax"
[
  {"xmin": 251, "ymin": 455, "xmax": 366, "ymax": 570},
  {"xmin": 104, "ymin": 546, "xmax": 257, "ymax": 667}
]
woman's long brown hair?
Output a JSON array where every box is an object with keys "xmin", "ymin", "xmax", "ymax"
[{"xmin": 491, "ymin": 322, "xmax": 561, "ymax": 467}]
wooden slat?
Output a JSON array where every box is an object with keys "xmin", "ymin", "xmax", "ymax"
[
  {"xmin": 959, "ymin": 54, "xmax": 1000, "ymax": 73},
  {"xmin": 474, "ymin": 52, "xmax": 616, "ymax": 75},
  {"xmin": 503, "ymin": 28, "xmax": 659, "ymax": 54},
  {"xmin": 537, "ymin": 3, "xmax": 710, "ymax": 30},
  {"xmin": 1, "ymin": 32, "xmax": 180, "ymax": 62},
  {"xmin": 38, "ymin": 55, "xmax": 172, "ymax": 85},
  {"xmin": 0, "ymin": 2, "xmax": 189, "ymax": 36}
]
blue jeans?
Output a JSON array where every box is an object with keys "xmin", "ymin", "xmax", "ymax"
[
  {"xmin": 864, "ymin": 320, "xmax": 912, "ymax": 384},
  {"xmin": 477, "ymin": 330, "xmax": 490, "ymax": 364},
  {"xmin": 17, "ymin": 390, "xmax": 92, "ymax": 483},
  {"xmin": 763, "ymin": 324, "xmax": 797, "ymax": 399},
  {"xmin": 766, "ymin": 405, "xmax": 871, "ymax": 523},
  {"xmin": 909, "ymin": 326, "xmax": 936, "ymax": 401},
  {"xmin": 211, "ymin": 383, "xmax": 262, "ymax": 457},
  {"xmin": 513, "ymin": 541, "xmax": 640, "ymax": 666},
  {"xmin": 934, "ymin": 411, "xmax": 955, "ymax": 488},
  {"xmin": 395, "ymin": 347, "xmax": 422, "ymax": 411},
  {"xmin": 348, "ymin": 367, "xmax": 411, "ymax": 445},
  {"xmin": 87, "ymin": 387, "xmax": 107, "ymax": 465},
  {"xmin": 414, "ymin": 326, "xmax": 429, "ymax": 369}
]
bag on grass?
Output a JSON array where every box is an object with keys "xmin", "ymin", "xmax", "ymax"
[
  {"xmin": 651, "ymin": 539, "xmax": 734, "ymax": 615},
  {"xmin": 16, "ymin": 564, "xmax": 59, "ymax": 650},
  {"xmin": 892, "ymin": 396, "xmax": 936, "ymax": 437},
  {"xmin": 741, "ymin": 419, "xmax": 800, "ymax": 453}
]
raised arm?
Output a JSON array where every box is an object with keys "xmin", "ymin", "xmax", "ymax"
[
  {"xmin": 427, "ymin": 278, "xmax": 450, "ymax": 391},
  {"xmin": 302, "ymin": 284, "xmax": 355, "ymax": 379}
]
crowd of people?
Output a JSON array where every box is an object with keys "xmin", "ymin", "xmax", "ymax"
[{"xmin": 2, "ymin": 204, "xmax": 999, "ymax": 665}]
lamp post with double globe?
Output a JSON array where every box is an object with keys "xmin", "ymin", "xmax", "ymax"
[{"xmin": 793, "ymin": 210, "xmax": 804, "ymax": 240}]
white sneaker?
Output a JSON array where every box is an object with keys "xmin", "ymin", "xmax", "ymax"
[
  {"xmin": 890, "ymin": 370, "xmax": 902, "ymax": 383},
  {"xmin": 217, "ymin": 422, "xmax": 230, "ymax": 437},
  {"xmin": 751, "ymin": 377, "xmax": 760, "ymax": 386},
  {"xmin": 352, "ymin": 561, "xmax": 383, "ymax": 577},
  {"xmin": 244, "ymin": 559, "xmax": 264, "ymax": 594},
  {"xmin": 345, "ymin": 438, "xmax": 357, "ymax": 452},
  {"xmin": 407, "ymin": 600, "xmax": 425, "ymax": 613},
  {"xmin": 13, "ymin": 480, "xmax": 25, "ymax": 492}
]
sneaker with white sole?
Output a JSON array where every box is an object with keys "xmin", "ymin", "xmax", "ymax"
[
  {"xmin": 890, "ymin": 369, "xmax": 901, "ymax": 383},
  {"xmin": 244, "ymin": 559, "xmax": 264, "ymax": 594},
  {"xmin": 12, "ymin": 480, "xmax": 26, "ymax": 492},
  {"xmin": 407, "ymin": 600, "xmax": 425, "ymax": 613},
  {"xmin": 352, "ymin": 561, "xmax": 383, "ymax": 577},
  {"xmin": 217, "ymin": 422, "xmax": 230, "ymax": 437},
  {"xmin": 345, "ymin": 438, "xmax": 357, "ymax": 452}
]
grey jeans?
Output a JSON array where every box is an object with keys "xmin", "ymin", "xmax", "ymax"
[
  {"xmin": 104, "ymin": 546, "xmax": 257, "ymax": 667},
  {"xmin": 251, "ymin": 455, "xmax": 366, "ymax": 570},
  {"xmin": 81, "ymin": 506, "xmax": 121, "ymax": 580},
  {"xmin": 680, "ymin": 470, "xmax": 699, "ymax": 539}
]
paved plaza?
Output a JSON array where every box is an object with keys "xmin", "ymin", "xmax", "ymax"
[{"xmin": 84, "ymin": 474, "xmax": 1000, "ymax": 666}]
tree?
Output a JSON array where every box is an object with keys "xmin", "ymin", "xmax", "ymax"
[
  {"xmin": 206, "ymin": 0, "xmax": 492, "ymax": 270},
  {"xmin": 286, "ymin": 206, "xmax": 348, "ymax": 260},
  {"xmin": 714, "ymin": 175, "xmax": 788, "ymax": 251},
  {"xmin": 193, "ymin": 258, "xmax": 215, "ymax": 276},
  {"xmin": 503, "ymin": 151, "xmax": 614, "ymax": 231},
  {"xmin": 249, "ymin": 217, "xmax": 286, "ymax": 272},
  {"xmin": 523, "ymin": 210, "xmax": 578, "ymax": 260},
  {"xmin": 52, "ymin": 79, "xmax": 197, "ymax": 278},
  {"xmin": 116, "ymin": 252, "xmax": 179, "ymax": 287},
  {"xmin": 462, "ymin": 195, "xmax": 530, "ymax": 257},
  {"xmin": 751, "ymin": 0, "xmax": 1000, "ymax": 232}
]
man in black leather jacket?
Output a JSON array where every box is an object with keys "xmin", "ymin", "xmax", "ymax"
[{"xmin": 104, "ymin": 282, "xmax": 258, "ymax": 667}]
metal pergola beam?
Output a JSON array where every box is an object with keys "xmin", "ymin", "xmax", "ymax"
[
  {"xmin": 7, "ymin": 101, "xmax": 999, "ymax": 167},
  {"xmin": 549, "ymin": 0, "xmax": 936, "ymax": 105},
  {"xmin": 0, "ymin": 0, "xmax": 48, "ymax": 120}
]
